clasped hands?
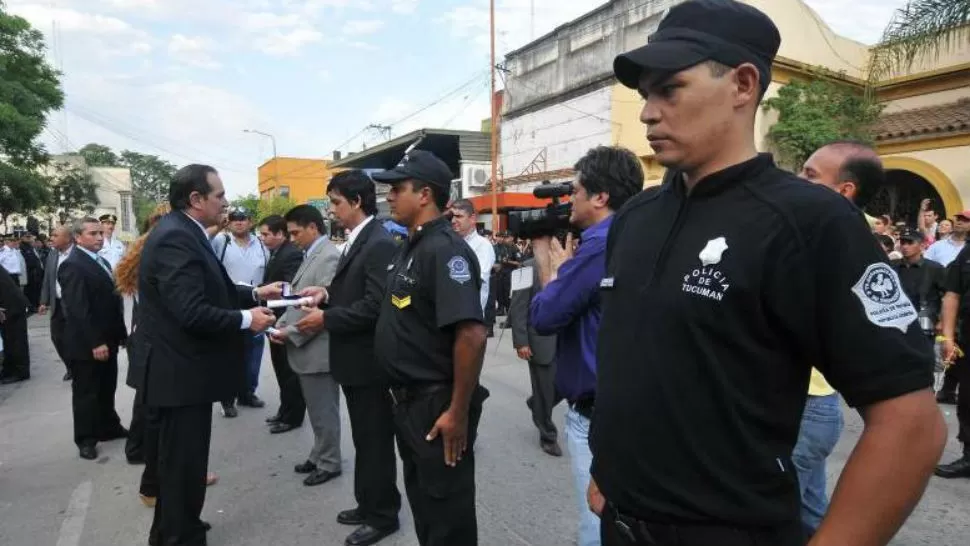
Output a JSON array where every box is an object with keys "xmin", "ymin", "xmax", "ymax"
[{"xmin": 256, "ymin": 283, "xmax": 330, "ymax": 341}]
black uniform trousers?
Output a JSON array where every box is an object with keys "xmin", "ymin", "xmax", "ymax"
[
  {"xmin": 269, "ymin": 342, "xmax": 305, "ymax": 426},
  {"xmin": 71, "ymin": 355, "xmax": 123, "ymax": 448},
  {"xmin": 954, "ymin": 353, "xmax": 970, "ymax": 456},
  {"xmin": 391, "ymin": 386, "xmax": 486, "ymax": 546},
  {"xmin": 50, "ymin": 302, "xmax": 70, "ymax": 373},
  {"xmin": 600, "ymin": 503, "xmax": 805, "ymax": 546},
  {"xmin": 0, "ymin": 314, "xmax": 29, "ymax": 379},
  {"xmin": 527, "ymin": 360, "xmax": 561, "ymax": 444},
  {"xmin": 149, "ymin": 404, "xmax": 212, "ymax": 546},
  {"xmin": 941, "ymin": 358, "xmax": 962, "ymax": 396},
  {"xmin": 138, "ymin": 404, "xmax": 161, "ymax": 497},
  {"xmin": 344, "ymin": 384, "xmax": 401, "ymax": 529}
]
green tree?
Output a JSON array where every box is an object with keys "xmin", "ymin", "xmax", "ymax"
[
  {"xmin": 230, "ymin": 194, "xmax": 261, "ymax": 217},
  {"xmin": 0, "ymin": 2, "xmax": 64, "ymax": 224},
  {"xmin": 257, "ymin": 196, "xmax": 297, "ymax": 221},
  {"xmin": 76, "ymin": 143, "xmax": 120, "ymax": 167},
  {"xmin": 44, "ymin": 161, "xmax": 99, "ymax": 224},
  {"xmin": 868, "ymin": 0, "xmax": 970, "ymax": 81},
  {"xmin": 761, "ymin": 72, "xmax": 883, "ymax": 170}
]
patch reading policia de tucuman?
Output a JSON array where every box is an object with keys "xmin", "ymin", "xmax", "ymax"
[{"xmin": 850, "ymin": 263, "xmax": 916, "ymax": 332}]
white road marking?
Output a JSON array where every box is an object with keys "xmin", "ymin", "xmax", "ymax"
[{"xmin": 55, "ymin": 481, "xmax": 92, "ymax": 546}]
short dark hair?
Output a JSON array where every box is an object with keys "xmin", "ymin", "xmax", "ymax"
[
  {"xmin": 169, "ymin": 164, "xmax": 218, "ymax": 210},
  {"xmin": 822, "ymin": 140, "xmax": 884, "ymax": 207},
  {"xmin": 409, "ymin": 179, "xmax": 449, "ymax": 211},
  {"xmin": 259, "ymin": 214, "xmax": 287, "ymax": 235},
  {"xmin": 451, "ymin": 199, "xmax": 476, "ymax": 216},
  {"xmin": 328, "ymin": 170, "xmax": 378, "ymax": 216},
  {"xmin": 573, "ymin": 146, "xmax": 644, "ymax": 211},
  {"xmin": 284, "ymin": 205, "xmax": 326, "ymax": 234}
]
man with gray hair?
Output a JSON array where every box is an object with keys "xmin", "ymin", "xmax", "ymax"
[
  {"xmin": 449, "ymin": 199, "xmax": 495, "ymax": 318},
  {"xmin": 58, "ymin": 217, "xmax": 129, "ymax": 460}
]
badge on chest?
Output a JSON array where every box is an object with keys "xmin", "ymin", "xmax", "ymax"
[{"xmin": 681, "ymin": 236, "xmax": 731, "ymax": 302}]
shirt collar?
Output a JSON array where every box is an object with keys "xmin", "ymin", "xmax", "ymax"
[
  {"xmin": 345, "ymin": 215, "xmax": 374, "ymax": 250},
  {"xmin": 665, "ymin": 153, "xmax": 774, "ymax": 199},
  {"xmin": 409, "ymin": 216, "xmax": 450, "ymax": 244},
  {"xmin": 77, "ymin": 246, "xmax": 101, "ymax": 263},
  {"xmin": 582, "ymin": 215, "xmax": 613, "ymax": 241},
  {"xmin": 60, "ymin": 245, "xmax": 73, "ymax": 258},
  {"xmin": 182, "ymin": 212, "xmax": 209, "ymax": 240}
]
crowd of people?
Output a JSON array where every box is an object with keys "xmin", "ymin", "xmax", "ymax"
[{"xmin": 1, "ymin": 2, "xmax": 968, "ymax": 546}]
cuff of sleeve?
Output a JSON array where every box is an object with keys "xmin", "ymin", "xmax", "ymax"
[{"xmin": 240, "ymin": 310, "xmax": 253, "ymax": 330}]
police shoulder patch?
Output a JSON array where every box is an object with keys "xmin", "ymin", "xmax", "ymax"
[
  {"xmin": 447, "ymin": 255, "xmax": 472, "ymax": 284},
  {"xmin": 850, "ymin": 262, "xmax": 916, "ymax": 332}
]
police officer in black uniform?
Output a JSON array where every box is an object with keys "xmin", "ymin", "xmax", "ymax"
[
  {"xmin": 372, "ymin": 148, "xmax": 489, "ymax": 546},
  {"xmin": 589, "ymin": 1, "xmax": 946, "ymax": 545},
  {"xmin": 893, "ymin": 227, "xmax": 946, "ymax": 339},
  {"xmin": 936, "ymin": 245, "xmax": 970, "ymax": 478}
]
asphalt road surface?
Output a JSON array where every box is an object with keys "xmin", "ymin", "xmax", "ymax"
[{"xmin": 1, "ymin": 314, "xmax": 968, "ymax": 546}]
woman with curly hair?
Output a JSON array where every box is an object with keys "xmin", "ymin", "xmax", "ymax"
[{"xmin": 117, "ymin": 203, "xmax": 217, "ymax": 507}]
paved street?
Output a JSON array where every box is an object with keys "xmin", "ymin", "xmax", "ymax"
[{"xmin": 1, "ymin": 313, "xmax": 969, "ymax": 546}]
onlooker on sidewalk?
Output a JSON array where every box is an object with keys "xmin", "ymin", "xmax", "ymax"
[{"xmin": 38, "ymin": 226, "xmax": 75, "ymax": 381}]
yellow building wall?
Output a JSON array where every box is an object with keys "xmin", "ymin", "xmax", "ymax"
[
  {"xmin": 257, "ymin": 158, "xmax": 335, "ymax": 205},
  {"xmin": 881, "ymin": 146, "xmax": 970, "ymax": 217}
]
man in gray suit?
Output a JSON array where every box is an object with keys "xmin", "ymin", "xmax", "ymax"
[
  {"xmin": 270, "ymin": 205, "xmax": 342, "ymax": 487},
  {"xmin": 38, "ymin": 226, "xmax": 74, "ymax": 381},
  {"xmin": 508, "ymin": 258, "xmax": 562, "ymax": 456}
]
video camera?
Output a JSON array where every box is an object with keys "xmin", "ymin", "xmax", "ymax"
[{"xmin": 507, "ymin": 180, "xmax": 575, "ymax": 240}]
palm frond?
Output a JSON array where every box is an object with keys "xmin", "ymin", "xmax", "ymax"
[{"xmin": 867, "ymin": 0, "xmax": 970, "ymax": 82}]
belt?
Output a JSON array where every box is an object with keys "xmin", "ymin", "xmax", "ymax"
[
  {"xmin": 570, "ymin": 396, "xmax": 595, "ymax": 420},
  {"xmin": 388, "ymin": 383, "xmax": 451, "ymax": 406},
  {"xmin": 605, "ymin": 503, "xmax": 796, "ymax": 546}
]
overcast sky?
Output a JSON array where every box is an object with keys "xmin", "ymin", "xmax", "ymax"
[{"xmin": 7, "ymin": 0, "xmax": 909, "ymax": 198}]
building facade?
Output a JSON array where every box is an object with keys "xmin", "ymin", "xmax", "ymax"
[
  {"xmin": 499, "ymin": 0, "xmax": 970, "ymax": 222},
  {"xmin": 257, "ymin": 157, "xmax": 339, "ymax": 205}
]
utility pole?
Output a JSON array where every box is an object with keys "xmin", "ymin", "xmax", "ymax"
[
  {"xmin": 489, "ymin": 0, "xmax": 499, "ymax": 232},
  {"xmin": 243, "ymin": 129, "xmax": 279, "ymax": 189}
]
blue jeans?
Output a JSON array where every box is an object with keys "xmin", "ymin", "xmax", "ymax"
[
  {"xmin": 244, "ymin": 334, "xmax": 265, "ymax": 395},
  {"xmin": 565, "ymin": 407, "xmax": 600, "ymax": 546},
  {"xmin": 791, "ymin": 393, "xmax": 843, "ymax": 538}
]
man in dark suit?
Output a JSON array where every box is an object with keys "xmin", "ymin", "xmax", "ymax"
[
  {"xmin": 508, "ymin": 258, "xmax": 562, "ymax": 456},
  {"xmin": 138, "ymin": 164, "xmax": 277, "ymax": 546},
  {"xmin": 19, "ymin": 231, "xmax": 44, "ymax": 312},
  {"xmin": 296, "ymin": 170, "xmax": 401, "ymax": 546},
  {"xmin": 57, "ymin": 217, "xmax": 129, "ymax": 460},
  {"xmin": 0, "ymin": 267, "xmax": 30, "ymax": 384},
  {"xmin": 257, "ymin": 214, "xmax": 306, "ymax": 434},
  {"xmin": 38, "ymin": 226, "xmax": 75, "ymax": 381}
]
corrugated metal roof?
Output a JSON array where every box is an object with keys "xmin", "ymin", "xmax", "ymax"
[{"xmin": 330, "ymin": 128, "xmax": 491, "ymax": 173}]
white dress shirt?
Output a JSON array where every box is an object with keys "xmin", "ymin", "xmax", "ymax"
[
  {"xmin": 464, "ymin": 230, "xmax": 495, "ymax": 313},
  {"xmin": 343, "ymin": 215, "xmax": 375, "ymax": 256}
]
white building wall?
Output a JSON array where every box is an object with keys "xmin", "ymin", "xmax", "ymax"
[{"xmin": 500, "ymin": 86, "xmax": 612, "ymax": 193}]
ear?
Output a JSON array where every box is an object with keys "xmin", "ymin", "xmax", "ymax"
[
  {"xmin": 838, "ymin": 182, "xmax": 857, "ymax": 200},
  {"xmin": 732, "ymin": 63, "xmax": 761, "ymax": 108},
  {"xmin": 591, "ymin": 191, "xmax": 610, "ymax": 209}
]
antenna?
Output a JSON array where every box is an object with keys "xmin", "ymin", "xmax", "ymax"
[{"xmin": 366, "ymin": 124, "xmax": 392, "ymax": 141}]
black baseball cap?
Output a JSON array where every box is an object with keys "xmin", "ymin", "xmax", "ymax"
[
  {"xmin": 371, "ymin": 149, "xmax": 454, "ymax": 190},
  {"xmin": 899, "ymin": 228, "xmax": 925, "ymax": 243},
  {"xmin": 227, "ymin": 207, "xmax": 252, "ymax": 221},
  {"xmin": 614, "ymin": 0, "xmax": 781, "ymax": 93}
]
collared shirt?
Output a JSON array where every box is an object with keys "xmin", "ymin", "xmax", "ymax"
[
  {"xmin": 592, "ymin": 154, "xmax": 931, "ymax": 526},
  {"xmin": 375, "ymin": 216, "xmax": 483, "ymax": 384},
  {"xmin": 213, "ymin": 232, "xmax": 267, "ymax": 287},
  {"xmin": 77, "ymin": 246, "xmax": 113, "ymax": 277},
  {"xmin": 529, "ymin": 216, "xmax": 611, "ymax": 402},
  {"xmin": 0, "ymin": 245, "xmax": 22, "ymax": 275},
  {"xmin": 344, "ymin": 215, "xmax": 375, "ymax": 255},
  {"xmin": 893, "ymin": 257, "xmax": 945, "ymax": 324},
  {"xmin": 99, "ymin": 235, "xmax": 126, "ymax": 270},
  {"xmin": 184, "ymin": 213, "xmax": 252, "ymax": 330},
  {"xmin": 925, "ymin": 237, "xmax": 966, "ymax": 267},
  {"xmin": 464, "ymin": 230, "xmax": 496, "ymax": 312},
  {"xmin": 55, "ymin": 245, "xmax": 74, "ymax": 299}
]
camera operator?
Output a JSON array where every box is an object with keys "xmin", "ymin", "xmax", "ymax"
[{"xmin": 529, "ymin": 146, "xmax": 643, "ymax": 546}]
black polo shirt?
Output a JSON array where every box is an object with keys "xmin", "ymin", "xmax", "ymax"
[
  {"xmin": 893, "ymin": 258, "xmax": 945, "ymax": 323},
  {"xmin": 375, "ymin": 216, "xmax": 484, "ymax": 385},
  {"xmin": 590, "ymin": 154, "xmax": 933, "ymax": 527},
  {"xmin": 944, "ymin": 245, "xmax": 970, "ymax": 332}
]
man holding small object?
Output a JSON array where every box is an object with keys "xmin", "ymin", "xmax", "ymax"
[
  {"xmin": 267, "ymin": 205, "xmax": 343, "ymax": 488},
  {"xmin": 138, "ymin": 164, "xmax": 277, "ymax": 546}
]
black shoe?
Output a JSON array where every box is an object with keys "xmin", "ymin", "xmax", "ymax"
[
  {"xmin": 265, "ymin": 413, "xmax": 282, "ymax": 424},
  {"xmin": 202, "ymin": 521, "xmax": 212, "ymax": 532},
  {"xmin": 238, "ymin": 394, "xmax": 265, "ymax": 408},
  {"xmin": 127, "ymin": 453, "xmax": 145, "ymax": 465},
  {"xmin": 540, "ymin": 440, "xmax": 563, "ymax": 457},
  {"xmin": 63, "ymin": 371, "xmax": 73, "ymax": 381},
  {"xmin": 937, "ymin": 391, "xmax": 958, "ymax": 405},
  {"xmin": 337, "ymin": 508, "xmax": 367, "ymax": 526},
  {"xmin": 0, "ymin": 375, "xmax": 28, "ymax": 385},
  {"xmin": 935, "ymin": 456, "xmax": 970, "ymax": 479},
  {"xmin": 79, "ymin": 445, "xmax": 98, "ymax": 460},
  {"xmin": 99, "ymin": 428, "xmax": 129, "ymax": 441},
  {"xmin": 270, "ymin": 422, "xmax": 300, "ymax": 434},
  {"xmin": 295, "ymin": 460, "xmax": 317, "ymax": 474},
  {"xmin": 303, "ymin": 469, "xmax": 341, "ymax": 486},
  {"xmin": 221, "ymin": 403, "xmax": 238, "ymax": 418},
  {"xmin": 345, "ymin": 523, "xmax": 399, "ymax": 546}
]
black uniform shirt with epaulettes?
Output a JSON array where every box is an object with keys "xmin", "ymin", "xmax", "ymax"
[
  {"xmin": 374, "ymin": 216, "xmax": 484, "ymax": 386},
  {"xmin": 590, "ymin": 153, "xmax": 934, "ymax": 527}
]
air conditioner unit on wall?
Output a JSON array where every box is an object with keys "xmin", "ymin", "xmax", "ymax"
[{"xmin": 466, "ymin": 165, "xmax": 489, "ymax": 189}]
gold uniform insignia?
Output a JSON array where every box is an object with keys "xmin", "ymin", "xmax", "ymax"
[{"xmin": 391, "ymin": 294, "xmax": 411, "ymax": 309}]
